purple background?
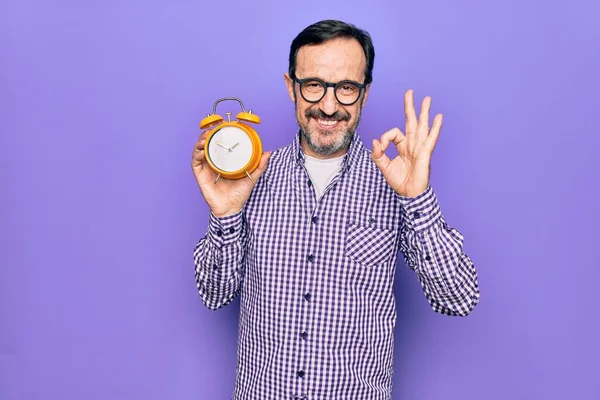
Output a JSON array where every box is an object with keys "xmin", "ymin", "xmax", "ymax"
[{"xmin": 2, "ymin": 0, "xmax": 599, "ymax": 399}]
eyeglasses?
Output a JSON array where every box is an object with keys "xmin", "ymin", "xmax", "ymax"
[{"xmin": 293, "ymin": 76, "xmax": 367, "ymax": 106}]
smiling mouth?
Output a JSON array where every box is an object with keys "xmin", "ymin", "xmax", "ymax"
[{"xmin": 315, "ymin": 118, "xmax": 342, "ymax": 129}]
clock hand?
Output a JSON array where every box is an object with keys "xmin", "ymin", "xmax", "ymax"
[
  {"xmin": 230, "ymin": 143, "xmax": 239, "ymax": 150},
  {"xmin": 216, "ymin": 142, "xmax": 229, "ymax": 150}
]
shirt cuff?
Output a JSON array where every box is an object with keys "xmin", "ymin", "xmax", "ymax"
[
  {"xmin": 207, "ymin": 210, "xmax": 244, "ymax": 247},
  {"xmin": 396, "ymin": 185, "xmax": 442, "ymax": 232}
]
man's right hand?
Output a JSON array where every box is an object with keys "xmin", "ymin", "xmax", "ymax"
[{"xmin": 191, "ymin": 130, "xmax": 271, "ymax": 218}]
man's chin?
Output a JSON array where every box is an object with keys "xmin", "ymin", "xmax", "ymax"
[
  {"xmin": 310, "ymin": 137, "xmax": 348, "ymax": 156},
  {"xmin": 300, "ymin": 125, "xmax": 354, "ymax": 155},
  {"xmin": 308, "ymin": 132, "xmax": 338, "ymax": 146}
]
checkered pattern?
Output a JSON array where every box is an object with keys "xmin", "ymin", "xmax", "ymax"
[{"xmin": 193, "ymin": 132, "xmax": 480, "ymax": 400}]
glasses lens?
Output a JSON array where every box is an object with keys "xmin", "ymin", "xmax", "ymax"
[
  {"xmin": 335, "ymin": 81, "xmax": 360, "ymax": 105},
  {"xmin": 300, "ymin": 79, "xmax": 325, "ymax": 102}
]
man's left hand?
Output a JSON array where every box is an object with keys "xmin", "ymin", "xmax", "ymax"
[{"xmin": 372, "ymin": 89, "xmax": 443, "ymax": 198}]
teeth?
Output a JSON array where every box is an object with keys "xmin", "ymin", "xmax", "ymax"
[{"xmin": 318, "ymin": 119, "xmax": 339, "ymax": 126}]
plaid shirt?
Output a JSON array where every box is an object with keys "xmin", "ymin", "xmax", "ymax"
[{"xmin": 193, "ymin": 132, "xmax": 480, "ymax": 400}]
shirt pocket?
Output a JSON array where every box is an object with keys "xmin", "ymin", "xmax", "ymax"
[{"xmin": 344, "ymin": 212, "xmax": 400, "ymax": 267}]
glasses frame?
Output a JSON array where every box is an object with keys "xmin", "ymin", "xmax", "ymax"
[{"xmin": 293, "ymin": 76, "xmax": 367, "ymax": 106}]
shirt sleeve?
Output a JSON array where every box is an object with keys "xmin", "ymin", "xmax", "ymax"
[
  {"xmin": 193, "ymin": 210, "xmax": 248, "ymax": 310},
  {"xmin": 396, "ymin": 185, "xmax": 480, "ymax": 316}
]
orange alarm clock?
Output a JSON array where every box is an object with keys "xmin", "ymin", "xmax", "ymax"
[{"xmin": 199, "ymin": 97, "xmax": 262, "ymax": 183}]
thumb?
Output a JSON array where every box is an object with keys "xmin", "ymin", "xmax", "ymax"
[{"xmin": 372, "ymin": 139, "xmax": 391, "ymax": 170}]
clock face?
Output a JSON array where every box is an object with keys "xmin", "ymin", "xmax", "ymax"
[{"xmin": 206, "ymin": 126, "xmax": 254, "ymax": 173}]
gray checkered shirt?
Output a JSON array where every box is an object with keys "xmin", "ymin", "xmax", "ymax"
[{"xmin": 193, "ymin": 132, "xmax": 480, "ymax": 400}]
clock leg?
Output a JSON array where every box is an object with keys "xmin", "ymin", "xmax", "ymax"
[
  {"xmin": 245, "ymin": 171, "xmax": 253, "ymax": 183},
  {"xmin": 214, "ymin": 174, "xmax": 221, "ymax": 184}
]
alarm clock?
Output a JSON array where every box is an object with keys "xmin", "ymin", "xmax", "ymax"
[{"xmin": 199, "ymin": 97, "xmax": 262, "ymax": 183}]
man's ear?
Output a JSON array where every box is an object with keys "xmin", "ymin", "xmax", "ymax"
[
  {"xmin": 284, "ymin": 73, "xmax": 295, "ymax": 102},
  {"xmin": 361, "ymin": 83, "xmax": 371, "ymax": 107}
]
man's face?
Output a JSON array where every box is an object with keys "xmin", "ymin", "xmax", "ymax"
[{"xmin": 285, "ymin": 38, "xmax": 370, "ymax": 158}]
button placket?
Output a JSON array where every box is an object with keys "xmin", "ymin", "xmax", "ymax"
[{"xmin": 296, "ymin": 186, "xmax": 322, "ymax": 392}]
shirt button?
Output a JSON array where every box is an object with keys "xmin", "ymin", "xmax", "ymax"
[
  {"xmin": 311, "ymin": 216, "xmax": 319, "ymax": 224},
  {"xmin": 216, "ymin": 230, "xmax": 223, "ymax": 237},
  {"xmin": 368, "ymin": 217, "xmax": 376, "ymax": 224},
  {"xmin": 213, "ymin": 264, "xmax": 219, "ymax": 270},
  {"xmin": 297, "ymin": 370, "xmax": 305, "ymax": 378},
  {"xmin": 300, "ymin": 331, "xmax": 308, "ymax": 339},
  {"xmin": 303, "ymin": 293, "xmax": 311, "ymax": 301},
  {"xmin": 413, "ymin": 211, "xmax": 421, "ymax": 218},
  {"xmin": 307, "ymin": 180, "xmax": 312, "ymax": 187},
  {"xmin": 229, "ymin": 227, "xmax": 235, "ymax": 234},
  {"xmin": 425, "ymin": 255, "xmax": 431, "ymax": 261},
  {"xmin": 307, "ymin": 254, "xmax": 314, "ymax": 262}
]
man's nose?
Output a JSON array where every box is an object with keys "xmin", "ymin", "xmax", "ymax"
[{"xmin": 318, "ymin": 87, "xmax": 339, "ymax": 116}]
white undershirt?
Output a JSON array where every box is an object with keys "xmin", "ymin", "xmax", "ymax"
[{"xmin": 303, "ymin": 153, "xmax": 344, "ymax": 199}]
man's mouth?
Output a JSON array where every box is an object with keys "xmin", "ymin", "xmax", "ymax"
[{"xmin": 315, "ymin": 118, "xmax": 341, "ymax": 129}]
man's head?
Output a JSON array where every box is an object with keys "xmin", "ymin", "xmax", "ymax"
[{"xmin": 284, "ymin": 20, "xmax": 375, "ymax": 158}]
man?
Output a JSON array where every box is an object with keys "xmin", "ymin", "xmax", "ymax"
[{"xmin": 191, "ymin": 19, "xmax": 479, "ymax": 400}]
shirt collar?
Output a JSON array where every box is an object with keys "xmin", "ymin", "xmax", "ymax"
[{"xmin": 293, "ymin": 130, "xmax": 363, "ymax": 172}]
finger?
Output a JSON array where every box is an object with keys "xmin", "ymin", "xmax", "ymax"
[
  {"xmin": 191, "ymin": 155, "xmax": 202, "ymax": 174},
  {"xmin": 379, "ymin": 127, "xmax": 406, "ymax": 152},
  {"xmin": 371, "ymin": 139, "xmax": 391, "ymax": 170},
  {"xmin": 192, "ymin": 149, "xmax": 206, "ymax": 167},
  {"xmin": 371, "ymin": 138, "xmax": 383, "ymax": 160},
  {"xmin": 425, "ymin": 113, "xmax": 443, "ymax": 152},
  {"xmin": 192, "ymin": 131, "xmax": 210, "ymax": 156},
  {"xmin": 250, "ymin": 151, "xmax": 272, "ymax": 181},
  {"xmin": 194, "ymin": 138, "xmax": 206, "ymax": 152},
  {"xmin": 199, "ymin": 130, "xmax": 210, "ymax": 141},
  {"xmin": 404, "ymin": 89, "xmax": 417, "ymax": 136},
  {"xmin": 418, "ymin": 96, "xmax": 431, "ymax": 140},
  {"xmin": 192, "ymin": 140, "xmax": 207, "ymax": 164}
]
